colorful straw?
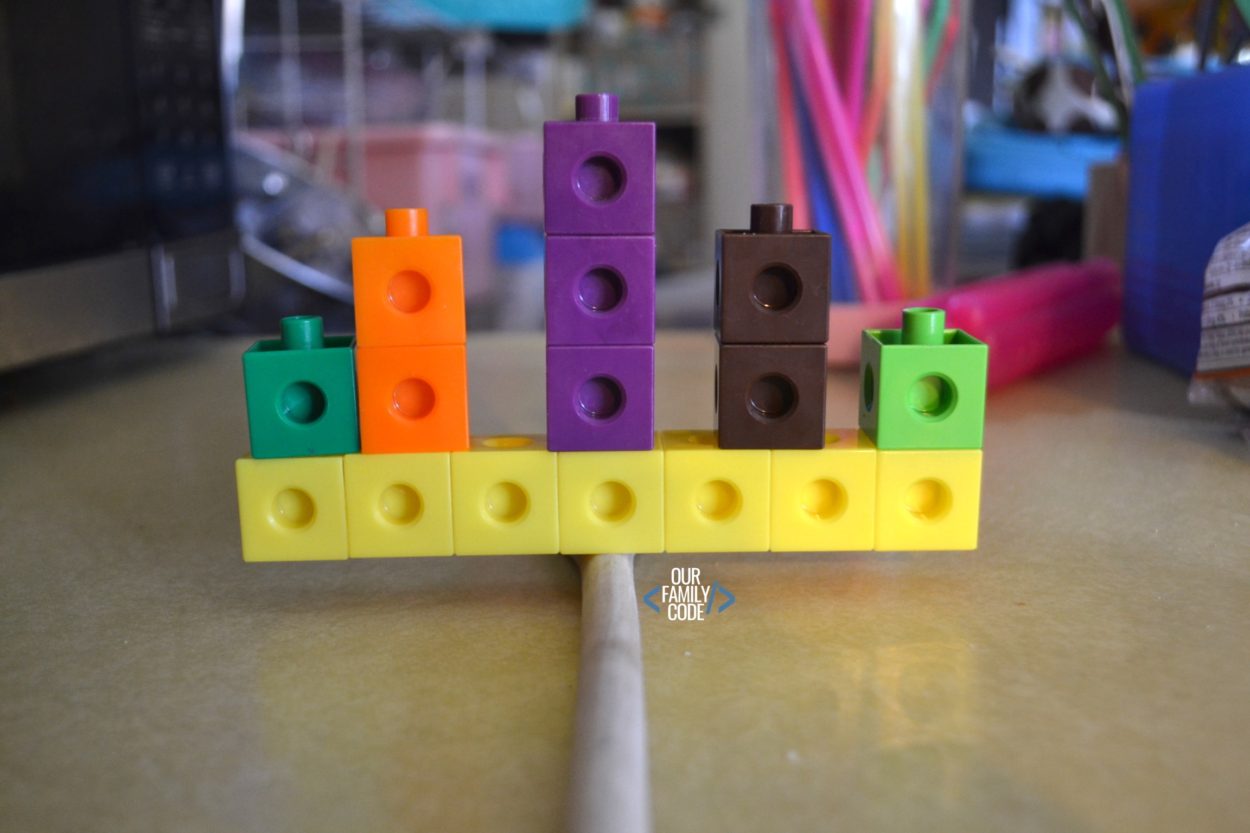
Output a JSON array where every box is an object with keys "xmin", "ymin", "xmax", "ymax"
[
  {"xmin": 770, "ymin": 0, "xmax": 957, "ymax": 299},
  {"xmin": 888, "ymin": 0, "xmax": 932, "ymax": 295},
  {"xmin": 924, "ymin": 0, "xmax": 953, "ymax": 74},
  {"xmin": 927, "ymin": 0, "xmax": 962, "ymax": 99},
  {"xmin": 768, "ymin": 0, "xmax": 811, "ymax": 230},
  {"xmin": 859, "ymin": 3, "xmax": 893, "ymax": 167},
  {"xmin": 794, "ymin": 58, "xmax": 856, "ymax": 301},
  {"xmin": 781, "ymin": 0, "xmax": 903, "ymax": 301},
  {"xmin": 844, "ymin": 0, "xmax": 873, "ymax": 126}
]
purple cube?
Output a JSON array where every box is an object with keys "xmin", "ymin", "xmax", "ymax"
[
  {"xmin": 544, "ymin": 93, "xmax": 655, "ymax": 236},
  {"xmin": 546, "ymin": 235, "xmax": 656, "ymax": 346},
  {"xmin": 547, "ymin": 345, "xmax": 654, "ymax": 451}
]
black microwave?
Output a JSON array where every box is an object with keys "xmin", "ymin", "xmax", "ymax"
[{"xmin": 0, "ymin": 0, "xmax": 242, "ymax": 370}]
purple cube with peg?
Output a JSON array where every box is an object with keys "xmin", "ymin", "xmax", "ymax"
[
  {"xmin": 543, "ymin": 93, "xmax": 656, "ymax": 236},
  {"xmin": 546, "ymin": 345, "xmax": 654, "ymax": 451},
  {"xmin": 545, "ymin": 235, "xmax": 656, "ymax": 346}
]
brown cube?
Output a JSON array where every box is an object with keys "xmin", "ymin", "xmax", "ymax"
[
  {"xmin": 715, "ymin": 203, "xmax": 831, "ymax": 345},
  {"xmin": 716, "ymin": 343, "xmax": 827, "ymax": 449}
]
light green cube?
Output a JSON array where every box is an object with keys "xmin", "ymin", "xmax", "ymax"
[{"xmin": 858, "ymin": 308, "xmax": 988, "ymax": 450}]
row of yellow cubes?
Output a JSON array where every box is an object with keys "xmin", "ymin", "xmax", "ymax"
[{"xmin": 235, "ymin": 430, "xmax": 982, "ymax": 561}]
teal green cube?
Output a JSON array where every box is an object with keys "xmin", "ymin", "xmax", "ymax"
[
  {"xmin": 858, "ymin": 308, "xmax": 988, "ymax": 450},
  {"xmin": 243, "ymin": 316, "xmax": 360, "ymax": 459}
]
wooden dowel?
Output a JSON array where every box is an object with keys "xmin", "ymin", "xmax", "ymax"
[{"xmin": 567, "ymin": 553, "xmax": 652, "ymax": 833}]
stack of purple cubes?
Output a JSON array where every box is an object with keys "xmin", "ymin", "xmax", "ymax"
[{"xmin": 543, "ymin": 93, "xmax": 657, "ymax": 451}]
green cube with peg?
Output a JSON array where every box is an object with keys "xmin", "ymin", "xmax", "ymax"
[
  {"xmin": 243, "ymin": 316, "xmax": 360, "ymax": 459},
  {"xmin": 858, "ymin": 307, "xmax": 988, "ymax": 450}
]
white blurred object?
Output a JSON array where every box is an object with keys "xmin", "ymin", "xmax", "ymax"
[
  {"xmin": 1016, "ymin": 60, "xmax": 1119, "ymax": 134},
  {"xmin": 1189, "ymin": 222, "xmax": 1250, "ymax": 430}
]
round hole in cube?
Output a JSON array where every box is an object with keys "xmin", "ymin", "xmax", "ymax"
[
  {"xmin": 575, "ymin": 154, "xmax": 625, "ymax": 203},
  {"xmin": 747, "ymin": 374, "xmax": 798, "ymax": 421},
  {"xmin": 577, "ymin": 376, "xmax": 624, "ymax": 421}
]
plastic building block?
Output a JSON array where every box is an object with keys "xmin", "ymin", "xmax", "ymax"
[
  {"xmin": 242, "ymin": 316, "xmax": 360, "ymax": 459},
  {"xmin": 716, "ymin": 203, "xmax": 831, "ymax": 345},
  {"xmin": 543, "ymin": 93, "xmax": 656, "ymax": 236},
  {"xmin": 356, "ymin": 343, "xmax": 470, "ymax": 453},
  {"xmin": 235, "ymin": 456, "xmax": 348, "ymax": 562},
  {"xmin": 546, "ymin": 345, "xmax": 654, "ymax": 451},
  {"xmin": 344, "ymin": 452, "xmax": 453, "ymax": 557},
  {"xmin": 352, "ymin": 208, "xmax": 466, "ymax": 348},
  {"xmin": 859, "ymin": 307, "xmax": 988, "ymax": 450},
  {"xmin": 557, "ymin": 448, "xmax": 664, "ymax": 555},
  {"xmin": 450, "ymin": 435, "xmax": 559, "ymax": 555},
  {"xmin": 875, "ymin": 449, "xmax": 982, "ymax": 551},
  {"xmin": 770, "ymin": 429, "xmax": 877, "ymax": 551},
  {"xmin": 660, "ymin": 430, "xmax": 770, "ymax": 553},
  {"xmin": 545, "ymin": 235, "xmax": 656, "ymax": 346},
  {"xmin": 716, "ymin": 343, "xmax": 826, "ymax": 449}
]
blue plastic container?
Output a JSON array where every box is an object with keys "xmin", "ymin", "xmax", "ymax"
[{"xmin": 1124, "ymin": 68, "xmax": 1250, "ymax": 373}]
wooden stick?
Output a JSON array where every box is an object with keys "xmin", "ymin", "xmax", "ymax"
[{"xmin": 567, "ymin": 553, "xmax": 652, "ymax": 833}]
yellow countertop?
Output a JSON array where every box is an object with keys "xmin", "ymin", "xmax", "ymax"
[{"xmin": 1, "ymin": 331, "xmax": 1247, "ymax": 832}]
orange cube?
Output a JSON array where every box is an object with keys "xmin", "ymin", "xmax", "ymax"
[
  {"xmin": 352, "ymin": 208, "xmax": 466, "ymax": 347},
  {"xmin": 356, "ymin": 343, "xmax": 470, "ymax": 453}
]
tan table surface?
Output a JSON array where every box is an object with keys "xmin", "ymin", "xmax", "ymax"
[{"xmin": 2, "ymin": 331, "xmax": 1248, "ymax": 833}]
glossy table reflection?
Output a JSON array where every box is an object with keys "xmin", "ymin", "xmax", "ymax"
[{"xmin": 1, "ymin": 331, "xmax": 1247, "ymax": 832}]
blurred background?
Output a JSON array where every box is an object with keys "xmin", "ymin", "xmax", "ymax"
[{"xmin": 2, "ymin": 0, "xmax": 1248, "ymax": 389}]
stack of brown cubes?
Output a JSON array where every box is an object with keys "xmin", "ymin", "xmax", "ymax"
[{"xmin": 714, "ymin": 203, "xmax": 832, "ymax": 449}]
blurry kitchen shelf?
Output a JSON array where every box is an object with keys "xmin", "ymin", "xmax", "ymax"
[
  {"xmin": 957, "ymin": 194, "xmax": 1031, "ymax": 279},
  {"xmin": 657, "ymin": 200, "xmax": 703, "ymax": 272},
  {"xmin": 620, "ymin": 104, "xmax": 701, "ymax": 126},
  {"xmin": 243, "ymin": 34, "xmax": 355, "ymax": 49},
  {"xmin": 586, "ymin": 16, "xmax": 703, "ymax": 114}
]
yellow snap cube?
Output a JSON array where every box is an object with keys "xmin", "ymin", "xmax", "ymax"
[
  {"xmin": 876, "ymin": 449, "xmax": 982, "ymax": 551},
  {"xmin": 771, "ymin": 429, "xmax": 877, "ymax": 551},
  {"xmin": 235, "ymin": 456, "xmax": 348, "ymax": 562},
  {"xmin": 660, "ymin": 430, "xmax": 770, "ymax": 553},
  {"xmin": 557, "ymin": 448, "xmax": 664, "ymax": 555},
  {"xmin": 344, "ymin": 453, "xmax": 453, "ymax": 557},
  {"xmin": 450, "ymin": 435, "xmax": 559, "ymax": 555}
]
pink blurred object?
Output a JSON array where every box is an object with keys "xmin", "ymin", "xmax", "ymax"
[
  {"xmin": 828, "ymin": 260, "xmax": 1123, "ymax": 389},
  {"xmin": 827, "ymin": 301, "xmax": 904, "ymax": 365},
  {"xmin": 246, "ymin": 124, "xmax": 509, "ymax": 211},
  {"xmin": 500, "ymin": 132, "xmax": 544, "ymax": 223}
]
